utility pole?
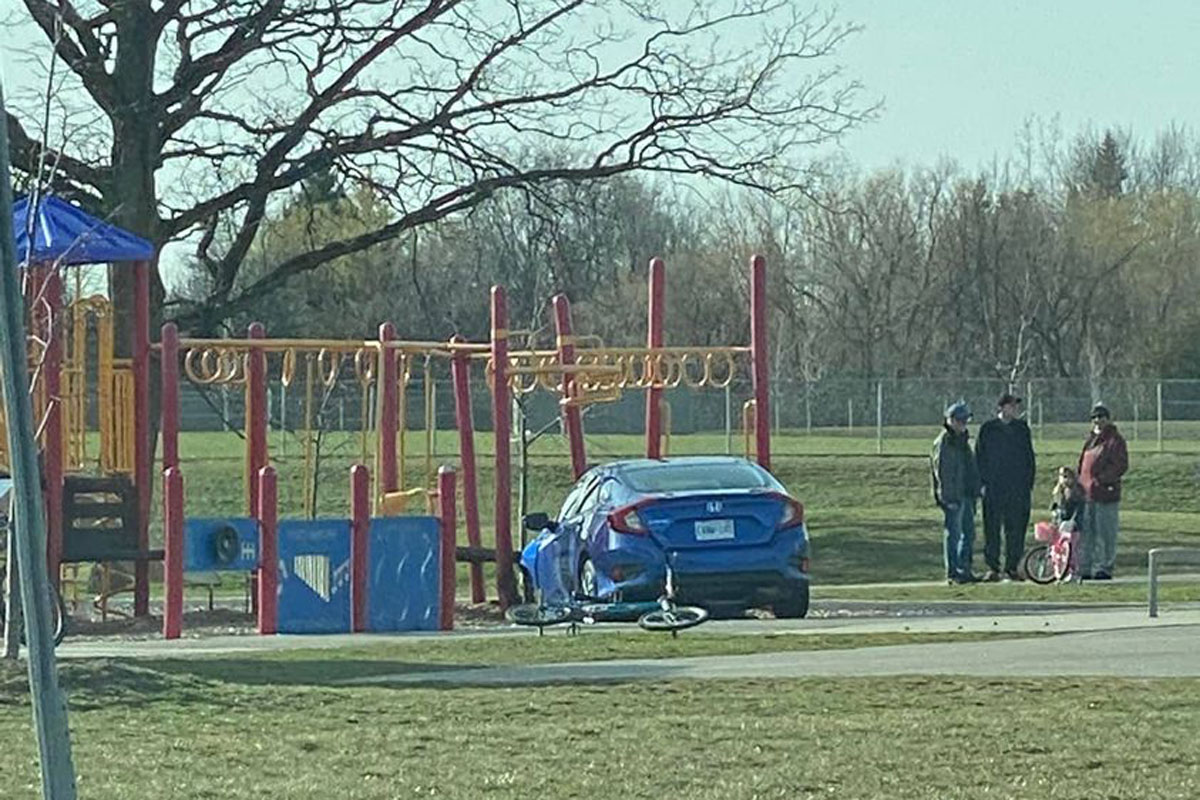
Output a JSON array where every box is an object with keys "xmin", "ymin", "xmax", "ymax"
[{"xmin": 0, "ymin": 82, "xmax": 79, "ymax": 799}]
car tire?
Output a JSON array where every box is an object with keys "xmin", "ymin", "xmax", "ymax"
[
  {"xmin": 577, "ymin": 555, "xmax": 600, "ymax": 600},
  {"xmin": 772, "ymin": 583, "xmax": 809, "ymax": 619}
]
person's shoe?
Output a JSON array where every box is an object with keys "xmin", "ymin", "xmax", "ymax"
[
  {"xmin": 1079, "ymin": 571, "xmax": 1094, "ymax": 580},
  {"xmin": 1093, "ymin": 571, "xmax": 1112, "ymax": 580},
  {"xmin": 954, "ymin": 573, "xmax": 982, "ymax": 584},
  {"xmin": 982, "ymin": 570, "xmax": 1002, "ymax": 582},
  {"xmin": 1004, "ymin": 570, "xmax": 1023, "ymax": 582}
]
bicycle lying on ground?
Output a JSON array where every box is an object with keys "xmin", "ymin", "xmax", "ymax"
[{"xmin": 506, "ymin": 552, "xmax": 709, "ymax": 637}]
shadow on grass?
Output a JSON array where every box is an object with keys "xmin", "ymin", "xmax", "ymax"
[
  {"xmin": 132, "ymin": 657, "xmax": 472, "ymax": 689},
  {"xmin": 72, "ymin": 657, "xmax": 692, "ymax": 696},
  {"xmin": 1, "ymin": 660, "xmax": 218, "ymax": 709},
  {"xmin": 0, "ymin": 658, "xmax": 478, "ymax": 708}
]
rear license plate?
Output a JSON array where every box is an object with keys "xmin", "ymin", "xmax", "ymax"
[{"xmin": 694, "ymin": 518, "xmax": 735, "ymax": 541}]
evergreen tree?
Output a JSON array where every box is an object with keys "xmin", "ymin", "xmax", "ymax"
[{"xmin": 1089, "ymin": 131, "xmax": 1128, "ymax": 197}]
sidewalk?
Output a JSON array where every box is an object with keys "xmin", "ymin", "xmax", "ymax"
[
  {"xmin": 54, "ymin": 604, "xmax": 1200, "ymax": 660},
  {"xmin": 817, "ymin": 572, "xmax": 1200, "ymax": 590},
  {"xmin": 339, "ymin": 623, "xmax": 1200, "ymax": 685}
]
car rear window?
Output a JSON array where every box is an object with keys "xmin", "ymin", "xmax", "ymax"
[{"xmin": 619, "ymin": 462, "xmax": 776, "ymax": 493}]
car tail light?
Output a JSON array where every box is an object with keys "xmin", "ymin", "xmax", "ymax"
[
  {"xmin": 771, "ymin": 493, "xmax": 805, "ymax": 529},
  {"xmin": 608, "ymin": 502, "xmax": 649, "ymax": 535}
]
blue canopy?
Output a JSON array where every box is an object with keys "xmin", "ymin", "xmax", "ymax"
[{"xmin": 12, "ymin": 195, "xmax": 155, "ymax": 266}]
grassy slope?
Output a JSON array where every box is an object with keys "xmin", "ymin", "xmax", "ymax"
[{"xmin": 155, "ymin": 429, "xmax": 1200, "ymax": 599}]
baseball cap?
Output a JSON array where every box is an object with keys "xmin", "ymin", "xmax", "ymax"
[
  {"xmin": 1090, "ymin": 403, "xmax": 1111, "ymax": 420},
  {"xmin": 997, "ymin": 393, "xmax": 1022, "ymax": 407},
  {"xmin": 945, "ymin": 401, "xmax": 972, "ymax": 421}
]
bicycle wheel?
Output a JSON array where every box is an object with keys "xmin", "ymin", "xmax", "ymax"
[
  {"xmin": 6, "ymin": 584, "xmax": 68, "ymax": 647},
  {"xmin": 505, "ymin": 603, "xmax": 574, "ymax": 627},
  {"xmin": 1022, "ymin": 545, "xmax": 1056, "ymax": 585},
  {"xmin": 1050, "ymin": 539, "xmax": 1072, "ymax": 581},
  {"xmin": 637, "ymin": 604, "xmax": 709, "ymax": 632}
]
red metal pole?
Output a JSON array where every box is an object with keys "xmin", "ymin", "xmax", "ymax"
[
  {"xmin": 645, "ymin": 257, "xmax": 665, "ymax": 459},
  {"xmin": 490, "ymin": 286, "xmax": 516, "ymax": 609},
  {"xmin": 552, "ymin": 294, "xmax": 587, "ymax": 479},
  {"xmin": 42, "ymin": 268, "xmax": 63, "ymax": 587},
  {"xmin": 450, "ymin": 336, "xmax": 484, "ymax": 603},
  {"xmin": 161, "ymin": 323, "xmax": 180, "ymax": 471},
  {"xmin": 257, "ymin": 465, "xmax": 278, "ymax": 635},
  {"xmin": 377, "ymin": 323, "xmax": 399, "ymax": 503},
  {"xmin": 750, "ymin": 254, "xmax": 771, "ymax": 472},
  {"xmin": 162, "ymin": 466, "xmax": 184, "ymax": 640},
  {"xmin": 246, "ymin": 322, "xmax": 267, "ymax": 516},
  {"xmin": 350, "ymin": 463, "xmax": 370, "ymax": 632},
  {"xmin": 437, "ymin": 466, "xmax": 456, "ymax": 631},
  {"xmin": 133, "ymin": 259, "xmax": 151, "ymax": 616},
  {"xmin": 160, "ymin": 321, "xmax": 182, "ymax": 638}
]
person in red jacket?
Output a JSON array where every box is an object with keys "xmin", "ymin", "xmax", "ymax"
[{"xmin": 1077, "ymin": 403, "xmax": 1129, "ymax": 580}]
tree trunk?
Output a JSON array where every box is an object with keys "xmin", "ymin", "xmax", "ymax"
[
  {"xmin": 109, "ymin": 0, "xmax": 163, "ymax": 348},
  {"xmin": 106, "ymin": 3, "xmax": 165, "ymax": 567}
]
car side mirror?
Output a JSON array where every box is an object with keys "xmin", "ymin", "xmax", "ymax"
[{"xmin": 523, "ymin": 512, "xmax": 553, "ymax": 531}]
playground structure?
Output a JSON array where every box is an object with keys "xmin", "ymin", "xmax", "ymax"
[{"xmin": 10, "ymin": 195, "xmax": 774, "ymax": 639}]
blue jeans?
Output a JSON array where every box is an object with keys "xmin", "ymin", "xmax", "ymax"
[
  {"xmin": 1080, "ymin": 501, "xmax": 1120, "ymax": 575},
  {"xmin": 942, "ymin": 499, "xmax": 976, "ymax": 581}
]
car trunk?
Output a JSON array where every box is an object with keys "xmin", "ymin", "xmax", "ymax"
[{"xmin": 637, "ymin": 492, "xmax": 783, "ymax": 550}]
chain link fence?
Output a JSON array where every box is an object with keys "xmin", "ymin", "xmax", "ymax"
[{"xmin": 174, "ymin": 373, "xmax": 1200, "ymax": 458}]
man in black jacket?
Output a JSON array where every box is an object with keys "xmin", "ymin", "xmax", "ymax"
[{"xmin": 975, "ymin": 393, "xmax": 1036, "ymax": 581}]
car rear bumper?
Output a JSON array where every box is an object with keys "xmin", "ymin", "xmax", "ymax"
[
  {"xmin": 593, "ymin": 528, "xmax": 808, "ymax": 606},
  {"xmin": 608, "ymin": 565, "xmax": 808, "ymax": 606}
]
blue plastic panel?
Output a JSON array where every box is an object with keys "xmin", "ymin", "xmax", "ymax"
[
  {"xmin": 367, "ymin": 516, "xmax": 442, "ymax": 633},
  {"xmin": 277, "ymin": 519, "xmax": 352, "ymax": 634},
  {"xmin": 184, "ymin": 518, "xmax": 259, "ymax": 572}
]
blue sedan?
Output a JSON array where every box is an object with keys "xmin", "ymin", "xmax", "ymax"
[{"xmin": 519, "ymin": 456, "xmax": 810, "ymax": 618}]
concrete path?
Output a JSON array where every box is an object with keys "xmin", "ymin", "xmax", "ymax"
[
  {"xmin": 55, "ymin": 605, "xmax": 1200, "ymax": 660},
  {"xmin": 339, "ymin": 622, "xmax": 1200, "ymax": 686},
  {"xmin": 820, "ymin": 572, "xmax": 1200, "ymax": 590}
]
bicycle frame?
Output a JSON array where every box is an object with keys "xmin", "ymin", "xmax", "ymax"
[{"xmin": 509, "ymin": 549, "xmax": 708, "ymax": 632}]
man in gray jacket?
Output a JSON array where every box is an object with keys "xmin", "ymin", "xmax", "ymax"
[{"xmin": 932, "ymin": 401, "xmax": 981, "ymax": 584}]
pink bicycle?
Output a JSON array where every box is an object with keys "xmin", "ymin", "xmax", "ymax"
[{"xmin": 1022, "ymin": 520, "xmax": 1077, "ymax": 584}]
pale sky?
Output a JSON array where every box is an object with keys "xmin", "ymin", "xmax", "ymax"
[
  {"xmin": 3, "ymin": 1, "xmax": 1199, "ymax": 284},
  {"xmin": 827, "ymin": 0, "xmax": 1200, "ymax": 170},
  {"xmin": 4, "ymin": 2, "xmax": 1197, "ymax": 174}
]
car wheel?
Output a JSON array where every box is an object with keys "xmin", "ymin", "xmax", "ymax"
[
  {"xmin": 578, "ymin": 555, "xmax": 600, "ymax": 600},
  {"xmin": 772, "ymin": 583, "xmax": 809, "ymax": 619}
]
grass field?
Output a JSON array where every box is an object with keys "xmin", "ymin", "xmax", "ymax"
[
  {"xmin": 11, "ymin": 425, "xmax": 1198, "ymax": 798},
  {"xmin": 158, "ymin": 427, "xmax": 1200, "ymax": 600},
  {"xmin": 1, "ymin": 651, "xmax": 1197, "ymax": 799}
]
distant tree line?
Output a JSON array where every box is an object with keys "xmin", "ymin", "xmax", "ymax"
[{"xmin": 182, "ymin": 124, "xmax": 1200, "ymax": 386}]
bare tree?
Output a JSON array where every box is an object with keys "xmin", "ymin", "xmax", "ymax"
[{"xmin": 6, "ymin": 0, "xmax": 873, "ymax": 333}]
